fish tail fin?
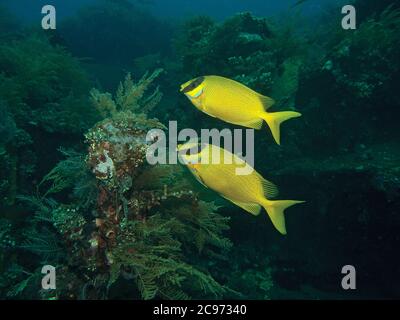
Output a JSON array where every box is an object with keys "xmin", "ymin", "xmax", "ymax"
[
  {"xmin": 261, "ymin": 198, "xmax": 305, "ymax": 235},
  {"xmin": 261, "ymin": 111, "xmax": 302, "ymax": 145}
]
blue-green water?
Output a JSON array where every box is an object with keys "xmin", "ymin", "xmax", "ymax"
[{"xmin": 0, "ymin": 0, "xmax": 399, "ymax": 300}]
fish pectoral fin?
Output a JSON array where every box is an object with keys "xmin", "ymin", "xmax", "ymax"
[{"xmin": 222, "ymin": 196, "xmax": 261, "ymax": 216}]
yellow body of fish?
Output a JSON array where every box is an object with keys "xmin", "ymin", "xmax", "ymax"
[
  {"xmin": 177, "ymin": 142, "xmax": 304, "ymax": 235},
  {"xmin": 180, "ymin": 75, "xmax": 302, "ymax": 145}
]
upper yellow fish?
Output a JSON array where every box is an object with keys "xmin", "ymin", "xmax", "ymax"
[
  {"xmin": 180, "ymin": 75, "xmax": 302, "ymax": 145},
  {"xmin": 177, "ymin": 142, "xmax": 304, "ymax": 235}
]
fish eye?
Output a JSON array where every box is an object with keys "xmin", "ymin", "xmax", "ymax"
[{"xmin": 195, "ymin": 76, "xmax": 205, "ymax": 86}]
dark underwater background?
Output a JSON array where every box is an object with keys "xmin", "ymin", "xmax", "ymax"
[{"xmin": 0, "ymin": 0, "xmax": 399, "ymax": 300}]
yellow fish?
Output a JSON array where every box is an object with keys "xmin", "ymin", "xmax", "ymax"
[
  {"xmin": 180, "ymin": 75, "xmax": 302, "ymax": 145},
  {"xmin": 177, "ymin": 142, "xmax": 304, "ymax": 235}
]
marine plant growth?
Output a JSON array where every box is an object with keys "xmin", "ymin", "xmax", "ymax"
[
  {"xmin": 0, "ymin": 70, "xmax": 234, "ymax": 299},
  {"xmin": 0, "ymin": 33, "xmax": 97, "ymax": 211}
]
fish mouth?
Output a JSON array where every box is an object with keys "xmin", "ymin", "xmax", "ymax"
[{"xmin": 180, "ymin": 76, "xmax": 205, "ymax": 93}]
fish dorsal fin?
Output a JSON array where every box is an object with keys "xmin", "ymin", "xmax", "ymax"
[
  {"xmin": 222, "ymin": 196, "xmax": 261, "ymax": 216},
  {"xmin": 259, "ymin": 95, "xmax": 275, "ymax": 110},
  {"xmin": 261, "ymin": 178, "xmax": 279, "ymax": 199}
]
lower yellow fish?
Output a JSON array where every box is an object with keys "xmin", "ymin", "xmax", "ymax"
[
  {"xmin": 177, "ymin": 142, "xmax": 304, "ymax": 235},
  {"xmin": 180, "ymin": 75, "xmax": 302, "ymax": 145}
]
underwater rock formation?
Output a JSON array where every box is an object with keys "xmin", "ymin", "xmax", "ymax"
[
  {"xmin": 261, "ymin": 142, "xmax": 400, "ymax": 298},
  {"xmin": 325, "ymin": 7, "xmax": 400, "ymax": 101},
  {"xmin": 176, "ymin": 12, "xmax": 303, "ymax": 97}
]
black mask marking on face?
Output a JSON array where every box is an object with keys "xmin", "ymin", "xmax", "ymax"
[{"xmin": 182, "ymin": 76, "xmax": 205, "ymax": 93}]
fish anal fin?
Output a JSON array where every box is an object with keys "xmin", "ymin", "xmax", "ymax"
[
  {"xmin": 223, "ymin": 196, "xmax": 261, "ymax": 216},
  {"xmin": 239, "ymin": 118, "xmax": 263, "ymax": 129},
  {"xmin": 262, "ymin": 179, "xmax": 279, "ymax": 199},
  {"xmin": 259, "ymin": 95, "xmax": 275, "ymax": 110}
]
